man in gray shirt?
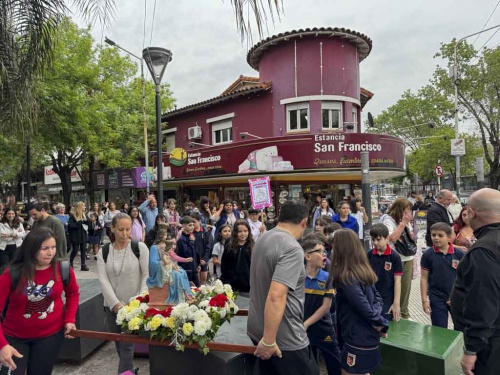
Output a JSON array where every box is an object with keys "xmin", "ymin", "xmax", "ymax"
[
  {"xmin": 29, "ymin": 202, "xmax": 67, "ymax": 258},
  {"xmin": 248, "ymin": 201, "xmax": 319, "ymax": 375}
]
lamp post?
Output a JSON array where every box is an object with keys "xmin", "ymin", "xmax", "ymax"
[
  {"xmin": 452, "ymin": 24, "xmax": 500, "ymax": 197},
  {"xmin": 397, "ymin": 121, "xmax": 436, "ymax": 133},
  {"xmin": 142, "ymin": 47, "xmax": 172, "ymax": 216},
  {"xmin": 105, "ymin": 37, "xmax": 151, "ymax": 194}
]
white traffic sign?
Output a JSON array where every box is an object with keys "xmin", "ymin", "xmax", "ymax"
[
  {"xmin": 451, "ymin": 138, "xmax": 466, "ymax": 156},
  {"xmin": 434, "ymin": 164, "xmax": 443, "ymax": 177}
]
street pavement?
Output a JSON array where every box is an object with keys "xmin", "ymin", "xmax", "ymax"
[{"xmin": 53, "ymin": 255, "xmax": 453, "ymax": 374}]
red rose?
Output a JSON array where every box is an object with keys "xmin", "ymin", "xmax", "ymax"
[
  {"xmin": 144, "ymin": 308, "xmax": 159, "ymax": 319},
  {"xmin": 136, "ymin": 295, "xmax": 150, "ymax": 304},
  {"xmin": 160, "ymin": 307, "xmax": 173, "ymax": 317},
  {"xmin": 208, "ymin": 294, "xmax": 229, "ymax": 308}
]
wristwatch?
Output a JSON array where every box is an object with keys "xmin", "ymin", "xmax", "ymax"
[{"xmin": 463, "ymin": 346, "xmax": 476, "ymax": 356}]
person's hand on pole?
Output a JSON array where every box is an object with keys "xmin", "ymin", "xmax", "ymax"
[
  {"xmin": 254, "ymin": 339, "xmax": 282, "ymax": 360},
  {"xmin": 64, "ymin": 323, "xmax": 77, "ymax": 339}
]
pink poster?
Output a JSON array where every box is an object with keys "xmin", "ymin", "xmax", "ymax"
[{"xmin": 248, "ymin": 176, "xmax": 272, "ymax": 210}]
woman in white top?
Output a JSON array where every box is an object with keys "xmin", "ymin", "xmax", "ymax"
[
  {"xmin": 96, "ymin": 213, "xmax": 149, "ymax": 374},
  {"xmin": 448, "ymin": 194, "xmax": 462, "ymax": 221},
  {"xmin": 380, "ymin": 198, "xmax": 414, "ymax": 320},
  {"xmin": 0, "ymin": 208, "xmax": 25, "ymax": 270},
  {"xmin": 349, "ymin": 197, "xmax": 369, "ymax": 240}
]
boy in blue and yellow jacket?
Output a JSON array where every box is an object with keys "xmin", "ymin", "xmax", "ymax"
[{"xmin": 303, "ymin": 239, "xmax": 341, "ymax": 375}]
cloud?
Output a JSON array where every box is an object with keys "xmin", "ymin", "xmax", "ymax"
[{"xmin": 77, "ymin": 0, "xmax": 499, "ymax": 119}]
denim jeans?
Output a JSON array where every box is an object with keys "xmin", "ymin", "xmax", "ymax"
[{"xmin": 105, "ymin": 309, "xmax": 134, "ymax": 374}]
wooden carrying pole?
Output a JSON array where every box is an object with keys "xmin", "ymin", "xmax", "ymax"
[{"xmin": 69, "ymin": 309, "xmax": 252, "ymax": 355}]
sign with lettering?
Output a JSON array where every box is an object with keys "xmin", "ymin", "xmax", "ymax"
[
  {"xmin": 248, "ymin": 176, "xmax": 272, "ymax": 210},
  {"xmin": 44, "ymin": 166, "xmax": 81, "ymax": 185},
  {"xmin": 162, "ymin": 133, "xmax": 405, "ymax": 179},
  {"xmin": 451, "ymin": 138, "xmax": 466, "ymax": 156}
]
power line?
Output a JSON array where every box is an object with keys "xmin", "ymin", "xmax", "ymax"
[
  {"xmin": 472, "ymin": 0, "xmax": 500, "ymax": 46},
  {"xmin": 143, "ymin": 0, "xmax": 147, "ymax": 50},
  {"xmin": 150, "ymin": 0, "xmax": 157, "ymax": 46},
  {"xmin": 478, "ymin": 27, "xmax": 500, "ymax": 51}
]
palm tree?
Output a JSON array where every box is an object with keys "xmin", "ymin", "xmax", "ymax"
[{"xmin": 0, "ymin": 0, "xmax": 281, "ymax": 135}]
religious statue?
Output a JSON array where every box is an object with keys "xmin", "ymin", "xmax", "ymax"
[{"xmin": 146, "ymin": 239, "xmax": 193, "ymax": 307}]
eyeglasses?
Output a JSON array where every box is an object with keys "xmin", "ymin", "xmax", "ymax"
[{"xmin": 308, "ymin": 250, "xmax": 327, "ymax": 255}]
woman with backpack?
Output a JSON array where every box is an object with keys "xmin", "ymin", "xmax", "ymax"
[
  {"xmin": 0, "ymin": 227, "xmax": 79, "ymax": 374},
  {"xmin": 96, "ymin": 213, "xmax": 149, "ymax": 375}
]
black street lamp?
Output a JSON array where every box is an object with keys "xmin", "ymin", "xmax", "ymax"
[{"xmin": 142, "ymin": 47, "xmax": 172, "ymax": 215}]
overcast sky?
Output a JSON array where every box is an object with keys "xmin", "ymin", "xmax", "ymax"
[{"xmin": 77, "ymin": 0, "xmax": 500, "ymax": 121}]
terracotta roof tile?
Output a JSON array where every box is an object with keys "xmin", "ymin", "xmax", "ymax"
[
  {"xmin": 247, "ymin": 27, "xmax": 372, "ymax": 70},
  {"xmin": 163, "ymin": 81, "xmax": 271, "ymax": 120},
  {"xmin": 221, "ymin": 75, "xmax": 262, "ymax": 95}
]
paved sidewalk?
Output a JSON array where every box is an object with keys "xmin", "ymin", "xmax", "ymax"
[{"xmin": 53, "ymin": 258, "xmax": 454, "ymax": 374}]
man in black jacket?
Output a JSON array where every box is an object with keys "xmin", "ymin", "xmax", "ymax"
[
  {"xmin": 425, "ymin": 189, "xmax": 454, "ymax": 246},
  {"xmin": 450, "ymin": 188, "xmax": 500, "ymax": 375}
]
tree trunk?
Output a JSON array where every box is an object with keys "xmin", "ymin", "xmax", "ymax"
[
  {"xmin": 59, "ymin": 167, "xmax": 73, "ymax": 208},
  {"xmin": 488, "ymin": 164, "xmax": 500, "ymax": 190},
  {"xmin": 82, "ymin": 155, "xmax": 95, "ymax": 202}
]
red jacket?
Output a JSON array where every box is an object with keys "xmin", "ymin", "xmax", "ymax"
[{"xmin": 0, "ymin": 264, "xmax": 80, "ymax": 349}]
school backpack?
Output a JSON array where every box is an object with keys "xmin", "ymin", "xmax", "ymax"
[{"xmin": 102, "ymin": 240, "xmax": 141, "ymax": 263}]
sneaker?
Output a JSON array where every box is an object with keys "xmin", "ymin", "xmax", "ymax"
[
  {"xmin": 86, "ymin": 254, "xmax": 90, "ymax": 260},
  {"xmin": 81, "ymin": 265, "xmax": 90, "ymax": 271},
  {"xmin": 94, "ymin": 256, "xmax": 98, "ymax": 260}
]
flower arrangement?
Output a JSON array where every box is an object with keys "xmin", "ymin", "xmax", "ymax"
[{"xmin": 116, "ymin": 280, "xmax": 239, "ymax": 353}]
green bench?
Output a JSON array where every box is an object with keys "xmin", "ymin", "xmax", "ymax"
[{"xmin": 374, "ymin": 319, "xmax": 463, "ymax": 375}]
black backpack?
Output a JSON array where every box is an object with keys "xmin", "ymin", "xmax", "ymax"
[
  {"xmin": 3, "ymin": 260, "xmax": 71, "ymax": 321},
  {"xmin": 102, "ymin": 240, "xmax": 141, "ymax": 263}
]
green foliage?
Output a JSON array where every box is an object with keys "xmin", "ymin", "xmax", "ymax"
[
  {"xmin": 32, "ymin": 18, "xmax": 174, "ymax": 205},
  {"xmin": 407, "ymin": 127, "xmax": 483, "ymax": 186},
  {"xmin": 432, "ymin": 40, "xmax": 500, "ymax": 188}
]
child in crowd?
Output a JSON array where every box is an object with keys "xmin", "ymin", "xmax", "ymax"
[
  {"xmin": 87, "ymin": 213, "xmax": 102, "ymax": 260},
  {"xmin": 368, "ymin": 224, "xmax": 403, "ymax": 321},
  {"xmin": 328, "ymin": 229, "xmax": 388, "ymax": 375},
  {"xmin": 420, "ymin": 222, "xmax": 465, "ymax": 328},
  {"xmin": 190, "ymin": 212, "xmax": 211, "ymax": 285},
  {"xmin": 315, "ymin": 218, "xmax": 329, "ymax": 235},
  {"xmin": 176, "ymin": 216, "xmax": 200, "ymax": 286},
  {"xmin": 303, "ymin": 239, "xmax": 341, "ymax": 375},
  {"xmin": 221, "ymin": 219, "xmax": 253, "ymax": 293},
  {"xmin": 211, "ymin": 224, "xmax": 231, "ymax": 279}
]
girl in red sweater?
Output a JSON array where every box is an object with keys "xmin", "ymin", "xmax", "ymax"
[{"xmin": 0, "ymin": 227, "xmax": 80, "ymax": 374}]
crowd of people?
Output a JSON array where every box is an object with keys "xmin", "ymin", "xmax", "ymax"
[{"xmin": 0, "ymin": 187, "xmax": 497, "ymax": 374}]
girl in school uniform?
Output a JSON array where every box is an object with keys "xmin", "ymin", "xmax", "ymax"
[{"xmin": 328, "ymin": 229, "xmax": 389, "ymax": 375}]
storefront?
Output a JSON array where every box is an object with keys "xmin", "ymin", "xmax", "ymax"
[
  {"xmin": 158, "ymin": 133, "xmax": 405, "ymax": 225},
  {"xmin": 93, "ymin": 167, "xmax": 153, "ymax": 207}
]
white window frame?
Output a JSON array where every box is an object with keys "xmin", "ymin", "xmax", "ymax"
[
  {"xmin": 211, "ymin": 120, "xmax": 233, "ymax": 146},
  {"xmin": 321, "ymin": 102, "xmax": 343, "ymax": 130},
  {"xmin": 286, "ymin": 103, "xmax": 309, "ymax": 133},
  {"xmin": 352, "ymin": 108, "xmax": 358, "ymax": 132}
]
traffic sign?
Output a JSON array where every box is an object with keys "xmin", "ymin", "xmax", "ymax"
[{"xmin": 434, "ymin": 164, "xmax": 443, "ymax": 177}]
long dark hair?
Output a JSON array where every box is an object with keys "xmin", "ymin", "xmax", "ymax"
[
  {"xmin": 128, "ymin": 206, "xmax": 144, "ymax": 227},
  {"xmin": 153, "ymin": 213, "xmax": 168, "ymax": 231},
  {"xmin": 198, "ymin": 197, "xmax": 211, "ymax": 220},
  {"xmin": 229, "ymin": 219, "xmax": 254, "ymax": 253},
  {"xmin": 327, "ymin": 229, "xmax": 377, "ymax": 288},
  {"xmin": 453, "ymin": 206, "xmax": 468, "ymax": 234},
  {"xmin": 1, "ymin": 207, "xmax": 21, "ymax": 228},
  {"xmin": 217, "ymin": 224, "xmax": 232, "ymax": 243},
  {"xmin": 10, "ymin": 227, "xmax": 58, "ymax": 292},
  {"xmin": 349, "ymin": 198, "xmax": 361, "ymax": 214}
]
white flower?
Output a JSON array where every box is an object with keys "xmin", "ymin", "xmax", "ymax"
[
  {"xmin": 223, "ymin": 284, "xmax": 233, "ymax": 294},
  {"xmin": 226, "ymin": 300, "xmax": 239, "ymax": 314},
  {"xmin": 194, "ymin": 318, "xmax": 211, "ymax": 336},
  {"xmin": 187, "ymin": 305, "xmax": 199, "ymax": 320},
  {"xmin": 172, "ymin": 303, "xmax": 190, "ymax": 319},
  {"xmin": 218, "ymin": 308, "xmax": 227, "ymax": 319},
  {"xmin": 140, "ymin": 303, "xmax": 149, "ymax": 312},
  {"xmin": 198, "ymin": 300, "xmax": 209, "ymax": 309},
  {"xmin": 214, "ymin": 280, "xmax": 224, "ymax": 294},
  {"xmin": 199, "ymin": 285, "xmax": 210, "ymax": 294},
  {"xmin": 194, "ymin": 309, "xmax": 209, "ymax": 321}
]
